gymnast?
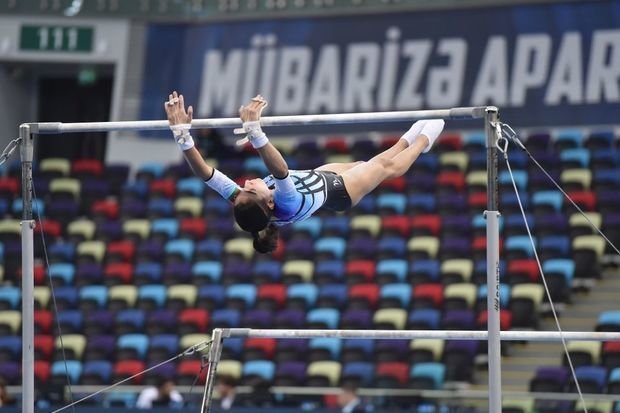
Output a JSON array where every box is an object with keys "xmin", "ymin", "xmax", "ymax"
[{"xmin": 165, "ymin": 91, "xmax": 445, "ymax": 253}]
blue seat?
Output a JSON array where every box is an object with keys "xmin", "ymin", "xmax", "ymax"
[
  {"xmin": 504, "ymin": 213, "xmax": 534, "ymax": 234},
  {"xmin": 597, "ymin": 311, "xmax": 620, "ymax": 330},
  {"xmin": 55, "ymin": 286, "xmax": 79, "ymax": 308},
  {"xmin": 377, "ymin": 237, "xmax": 407, "ymax": 258},
  {"xmin": 343, "ymin": 339, "xmax": 375, "ymax": 359},
  {"xmin": 164, "ymin": 239, "xmax": 194, "ymax": 261},
  {"xmin": 342, "ymin": 362, "xmax": 375, "ymax": 386},
  {"xmin": 478, "ymin": 284, "xmax": 511, "ymax": 308},
  {"xmin": 377, "ymin": 259, "xmax": 408, "ymax": 283},
  {"xmin": 410, "ymin": 362, "xmax": 446, "ymax": 389},
  {"xmin": 51, "ymin": 360, "xmax": 82, "ymax": 384},
  {"xmin": 380, "ymin": 283, "xmax": 412, "ymax": 308},
  {"xmin": 79, "ymin": 285, "xmax": 108, "ymax": 309},
  {"xmin": 82, "ymin": 360, "xmax": 113, "ymax": 383},
  {"xmin": 123, "ymin": 180, "xmax": 149, "ymax": 198},
  {"xmin": 315, "ymin": 260, "xmax": 345, "ymax": 283},
  {"xmin": 555, "ymin": 128, "xmax": 583, "ymax": 149},
  {"xmin": 462, "ymin": 132, "xmax": 485, "ymax": 150},
  {"xmin": 542, "ymin": 259, "xmax": 575, "ymax": 286},
  {"xmin": 409, "ymin": 260, "xmax": 440, "ymax": 283},
  {"xmin": 177, "ymin": 177, "xmax": 205, "ymax": 197},
  {"xmin": 150, "ymin": 334, "xmax": 179, "ymax": 356},
  {"xmin": 594, "ymin": 169, "xmax": 620, "ymax": 188},
  {"xmin": 198, "ymin": 285, "xmax": 225, "ymax": 308},
  {"xmin": 355, "ymin": 193, "xmax": 376, "ymax": 214},
  {"xmin": 151, "ymin": 218, "xmax": 179, "ymax": 239},
  {"xmin": 147, "ymin": 198, "xmax": 174, "ymax": 217},
  {"xmin": 134, "ymin": 262, "xmax": 163, "ymax": 284},
  {"xmin": 243, "ymin": 360, "xmax": 275, "ymax": 381},
  {"xmin": 314, "ymin": 237, "xmax": 347, "ymax": 259},
  {"xmin": 211, "ymin": 309, "xmax": 241, "ymax": 327},
  {"xmin": 226, "ymin": 284, "xmax": 257, "ymax": 307},
  {"xmin": 499, "ymin": 170, "xmax": 527, "ymax": 191},
  {"xmin": 0, "ymin": 336, "xmax": 21, "ymax": 358},
  {"xmin": 475, "ymin": 260, "xmax": 507, "ymax": 282},
  {"xmin": 192, "ymin": 261, "xmax": 222, "ymax": 283},
  {"xmin": 307, "ymin": 308, "xmax": 339, "ymax": 329},
  {"xmin": 222, "ymin": 337, "xmax": 244, "ymax": 358},
  {"xmin": 408, "ymin": 194, "xmax": 436, "ymax": 213},
  {"xmin": 0, "ymin": 287, "xmax": 20, "ymax": 309},
  {"xmin": 195, "ymin": 238, "xmax": 224, "ymax": 259},
  {"xmin": 322, "ymin": 216, "xmax": 350, "ymax": 237},
  {"xmin": 117, "ymin": 334, "xmax": 149, "ymax": 360},
  {"xmin": 317, "ymin": 284, "xmax": 348, "ymax": 308},
  {"xmin": 539, "ymin": 236, "xmax": 571, "ymax": 257},
  {"xmin": 532, "ymin": 191, "xmax": 563, "ymax": 213},
  {"xmin": 49, "ymin": 263, "xmax": 76, "ymax": 285},
  {"xmin": 252, "ymin": 261, "xmax": 282, "ymax": 283},
  {"xmin": 203, "ymin": 197, "xmax": 230, "ymax": 216},
  {"xmin": 501, "ymin": 192, "xmax": 528, "ymax": 210},
  {"xmin": 138, "ymin": 285, "xmax": 167, "ymax": 309},
  {"xmin": 573, "ymin": 366, "xmax": 606, "ymax": 393},
  {"xmin": 136, "ymin": 162, "xmax": 164, "ymax": 180},
  {"xmin": 505, "ymin": 236, "xmax": 536, "ymax": 258},
  {"xmin": 292, "ymin": 217, "xmax": 322, "ymax": 238},
  {"xmin": 408, "ymin": 309, "xmax": 441, "ymax": 330},
  {"xmin": 309, "ymin": 338, "xmax": 342, "ymax": 360},
  {"xmin": 243, "ymin": 157, "xmax": 269, "ymax": 176},
  {"xmin": 560, "ymin": 148, "xmax": 590, "ymax": 168},
  {"xmin": 116, "ymin": 309, "xmax": 146, "ymax": 331},
  {"xmin": 609, "ymin": 367, "xmax": 620, "ymax": 384},
  {"xmin": 287, "ymin": 284, "xmax": 318, "ymax": 307},
  {"xmin": 12, "ymin": 198, "xmax": 45, "ymax": 216},
  {"xmin": 377, "ymin": 193, "xmax": 407, "ymax": 214}
]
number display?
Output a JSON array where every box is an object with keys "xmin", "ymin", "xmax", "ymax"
[{"xmin": 20, "ymin": 25, "xmax": 93, "ymax": 52}]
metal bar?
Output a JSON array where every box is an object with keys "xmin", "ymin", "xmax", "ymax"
[
  {"xmin": 484, "ymin": 107, "xmax": 502, "ymax": 413},
  {"xmin": 20, "ymin": 123, "xmax": 35, "ymax": 413},
  {"xmin": 30, "ymin": 107, "xmax": 489, "ymax": 134},
  {"xmin": 223, "ymin": 328, "xmax": 620, "ymax": 341},
  {"xmin": 201, "ymin": 329, "xmax": 223, "ymax": 413}
]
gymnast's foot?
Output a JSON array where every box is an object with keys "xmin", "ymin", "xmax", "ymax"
[{"xmin": 415, "ymin": 119, "xmax": 445, "ymax": 153}]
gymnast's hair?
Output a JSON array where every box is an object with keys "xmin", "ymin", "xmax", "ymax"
[{"xmin": 232, "ymin": 197, "xmax": 279, "ymax": 253}]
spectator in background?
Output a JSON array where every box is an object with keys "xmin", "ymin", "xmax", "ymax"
[
  {"xmin": 0, "ymin": 377, "xmax": 16, "ymax": 407},
  {"xmin": 136, "ymin": 378, "xmax": 183, "ymax": 409},
  {"xmin": 214, "ymin": 375, "xmax": 238, "ymax": 410},
  {"xmin": 337, "ymin": 384, "xmax": 367, "ymax": 413}
]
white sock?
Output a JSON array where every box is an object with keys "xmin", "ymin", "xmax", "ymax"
[
  {"xmin": 401, "ymin": 120, "xmax": 427, "ymax": 146},
  {"xmin": 416, "ymin": 119, "xmax": 445, "ymax": 153}
]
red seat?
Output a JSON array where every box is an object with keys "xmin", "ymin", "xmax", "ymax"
[
  {"xmin": 603, "ymin": 342, "xmax": 620, "ymax": 354},
  {"xmin": 177, "ymin": 359, "xmax": 206, "ymax": 384},
  {"xmin": 35, "ymin": 219, "xmax": 62, "ymax": 239},
  {"xmin": 507, "ymin": 259, "xmax": 540, "ymax": 283},
  {"xmin": 379, "ymin": 176, "xmax": 406, "ymax": 192},
  {"xmin": 382, "ymin": 216, "xmax": 411, "ymax": 237},
  {"xmin": 375, "ymin": 361, "xmax": 409, "ymax": 385},
  {"xmin": 468, "ymin": 192, "xmax": 487, "ymax": 209},
  {"xmin": 104, "ymin": 262, "xmax": 134, "ymax": 284},
  {"xmin": 72, "ymin": 159, "xmax": 103, "ymax": 177},
  {"xmin": 34, "ymin": 360, "xmax": 51, "ymax": 384},
  {"xmin": 179, "ymin": 218, "xmax": 207, "ymax": 240},
  {"xmin": 0, "ymin": 177, "xmax": 19, "ymax": 196},
  {"xmin": 257, "ymin": 284, "xmax": 287, "ymax": 308},
  {"xmin": 413, "ymin": 283, "xmax": 444, "ymax": 308},
  {"xmin": 477, "ymin": 309, "xmax": 513, "ymax": 330},
  {"xmin": 35, "ymin": 335, "xmax": 54, "ymax": 361},
  {"xmin": 91, "ymin": 199, "xmax": 119, "ymax": 220},
  {"xmin": 349, "ymin": 284, "xmax": 379, "ymax": 309},
  {"xmin": 435, "ymin": 134, "xmax": 462, "ymax": 151},
  {"xmin": 436, "ymin": 171, "xmax": 465, "ymax": 192},
  {"xmin": 411, "ymin": 214, "xmax": 441, "ymax": 236},
  {"xmin": 34, "ymin": 263, "xmax": 46, "ymax": 286},
  {"xmin": 346, "ymin": 260, "xmax": 376, "ymax": 283},
  {"xmin": 178, "ymin": 309, "xmax": 209, "ymax": 332},
  {"xmin": 566, "ymin": 190, "xmax": 597, "ymax": 211},
  {"xmin": 34, "ymin": 310, "xmax": 53, "ymax": 334},
  {"xmin": 244, "ymin": 338, "xmax": 276, "ymax": 359},
  {"xmin": 107, "ymin": 240, "xmax": 136, "ymax": 263},
  {"xmin": 473, "ymin": 236, "xmax": 504, "ymax": 254},
  {"xmin": 150, "ymin": 179, "xmax": 176, "ymax": 199},
  {"xmin": 113, "ymin": 360, "xmax": 145, "ymax": 384},
  {"xmin": 324, "ymin": 138, "xmax": 348, "ymax": 154}
]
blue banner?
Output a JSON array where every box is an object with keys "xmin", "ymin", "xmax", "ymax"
[{"xmin": 141, "ymin": 1, "xmax": 620, "ymax": 130}]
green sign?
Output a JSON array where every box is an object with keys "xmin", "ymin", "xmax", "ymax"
[{"xmin": 20, "ymin": 25, "xmax": 94, "ymax": 52}]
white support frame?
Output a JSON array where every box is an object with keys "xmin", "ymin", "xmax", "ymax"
[{"xmin": 19, "ymin": 106, "xmax": 502, "ymax": 413}]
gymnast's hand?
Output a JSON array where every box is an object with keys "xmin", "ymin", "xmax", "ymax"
[
  {"xmin": 239, "ymin": 95, "xmax": 268, "ymax": 123},
  {"xmin": 165, "ymin": 90, "xmax": 193, "ymax": 126}
]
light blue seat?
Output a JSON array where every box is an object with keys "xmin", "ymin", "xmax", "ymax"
[
  {"xmin": 226, "ymin": 284, "xmax": 257, "ymax": 307},
  {"xmin": 532, "ymin": 191, "xmax": 563, "ymax": 212},
  {"xmin": 79, "ymin": 285, "xmax": 108, "ymax": 309},
  {"xmin": 377, "ymin": 193, "xmax": 407, "ymax": 214},
  {"xmin": 136, "ymin": 162, "xmax": 164, "ymax": 179},
  {"xmin": 380, "ymin": 283, "xmax": 412, "ymax": 308},
  {"xmin": 309, "ymin": 337, "xmax": 342, "ymax": 360},
  {"xmin": 138, "ymin": 285, "xmax": 167, "ymax": 309},
  {"xmin": 499, "ymin": 170, "xmax": 527, "ymax": 191},
  {"xmin": 12, "ymin": 198, "xmax": 45, "ymax": 216},
  {"xmin": 542, "ymin": 259, "xmax": 575, "ymax": 286},
  {"xmin": 560, "ymin": 148, "xmax": 590, "ymax": 168},
  {"xmin": 478, "ymin": 284, "xmax": 511, "ymax": 308},
  {"xmin": 192, "ymin": 261, "xmax": 222, "ymax": 283},
  {"xmin": 315, "ymin": 237, "xmax": 347, "ymax": 258},
  {"xmin": 287, "ymin": 284, "xmax": 318, "ymax": 307},
  {"xmin": 555, "ymin": 128, "xmax": 583, "ymax": 148},
  {"xmin": 472, "ymin": 214, "xmax": 504, "ymax": 231},
  {"xmin": 0, "ymin": 287, "xmax": 20, "ymax": 309},
  {"xmin": 377, "ymin": 259, "xmax": 408, "ymax": 283},
  {"xmin": 410, "ymin": 362, "xmax": 446, "ymax": 389},
  {"xmin": 462, "ymin": 132, "xmax": 486, "ymax": 149},
  {"xmin": 117, "ymin": 334, "xmax": 149, "ymax": 360},
  {"xmin": 49, "ymin": 263, "xmax": 76, "ymax": 285},
  {"xmin": 243, "ymin": 157, "xmax": 269, "ymax": 176},
  {"xmin": 307, "ymin": 308, "xmax": 339, "ymax": 329},
  {"xmin": 597, "ymin": 311, "xmax": 620, "ymax": 329},
  {"xmin": 505, "ymin": 236, "xmax": 536, "ymax": 258},
  {"xmin": 165, "ymin": 239, "xmax": 195, "ymax": 261},
  {"xmin": 177, "ymin": 177, "xmax": 205, "ymax": 197},
  {"xmin": 609, "ymin": 367, "xmax": 620, "ymax": 383},
  {"xmin": 103, "ymin": 392, "xmax": 137, "ymax": 408},
  {"xmin": 292, "ymin": 217, "xmax": 322, "ymax": 238},
  {"xmin": 151, "ymin": 218, "xmax": 179, "ymax": 239},
  {"xmin": 51, "ymin": 360, "xmax": 82, "ymax": 384},
  {"xmin": 243, "ymin": 360, "xmax": 275, "ymax": 380}
]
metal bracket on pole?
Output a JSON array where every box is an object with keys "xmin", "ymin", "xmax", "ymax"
[
  {"xmin": 19, "ymin": 123, "xmax": 35, "ymax": 413},
  {"xmin": 201, "ymin": 329, "xmax": 224, "ymax": 413}
]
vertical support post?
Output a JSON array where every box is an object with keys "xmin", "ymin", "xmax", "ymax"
[
  {"xmin": 20, "ymin": 124, "xmax": 35, "ymax": 413},
  {"xmin": 201, "ymin": 329, "xmax": 224, "ymax": 413},
  {"xmin": 484, "ymin": 107, "xmax": 502, "ymax": 413}
]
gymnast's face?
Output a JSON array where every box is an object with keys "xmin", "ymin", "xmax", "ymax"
[{"xmin": 238, "ymin": 178, "xmax": 274, "ymax": 209}]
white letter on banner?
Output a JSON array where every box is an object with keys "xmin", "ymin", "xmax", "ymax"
[
  {"xmin": 471, "ymin": 36, "xmax": 508, "ymax": 106},
  {"xmin": 585, "ymin": 30, "xmax": 620, "ymax": 103},
  {"xmin": 240, "ymin": 35, "xmax": 263, "ymax": 100},
  {"xmin": 259, "ymin": 35, "xmax": 278, "ymax": 103},
  {"xmin": 427, "ymin": 38, "xmax": 467, "ymax": 108},
  {"xmin": 510, "ymin": 34, "xmax": 552, "ymax": 106},
  {"xmin": 545, "ymin": 32, "xmax": 583, "ymax": 105},
  {"xmin": 274, "ymin": 47, "xmax": 311, "ymax": 114},
  {"xmin": 395, "ymin": 40, "xmax": 432, "ymax": 109},
  {"xmin": 308, "ymin": 45, "xmax": 340, "ymax": 113},
  {"xmin": 378, "ymin": 27, "xmax": 401, "ymax": 111},
  {"xmin": 343, "ymin": 43, "xmax": 381, "ymax": 112},
  {"xmin": 198, "ymin": 50, "xmax": 243, "ymax": 115}
]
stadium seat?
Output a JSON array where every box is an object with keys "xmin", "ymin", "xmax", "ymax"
[
  {"xmin": 167, "ymin": 284, "xmax": 198, "ymax": 310},
  {"xmin": 274, "ymin": 309, "xmax": 306, "ymax": 329},
  {"xmin": 321, "ymin": 216, "xmax": 350, "ymax": 238},
  {"xmin": 314, "ymin": 260, "xmax": 345, "ymax": 285},
  {"xmin": 256, "ymin": 284, "xmax": 286, "ymax": 310},
  {"xmin": 341, "ymin": 362, "xmax": 374, "ymax": 387},
  {"xmin": 375, "ymin": 361, "xmax": 408, "ymax": 388},
  {"xmin": 529, "ymin": 365, "xmax": 569, "ymax": 392},
  {"xmin": 81, "ymin": 360, "xmax": 113, "ymax": 385},
  {"xmin": 570, "ymin": 366, "xmax": 607, "ymax": 393},
  {"xmin": 349, "ymin": 284, "xmax": 379, "ymax": 310},
  {"xmin": 408, "ymin": 236, "xmax": 440, "ymax": 260},
  {"xmin": 412, "ymin": 283, "xmax": 444, "ymax": 309},
  {"xmin": 0, "ymin": 286, "xmax": 20, "ymax": 310},
  {"xmin": 243, "ymin": 338, "xmax": 276, "ymax": 361},
  {"xmin": 108, "ymin": 285, "xmax": 137, "ymax": 311},
  {"xmin": 306, "ymin": 361, "xmax": 341, "ymax": 387},
  {"xmin": 443, "ymin": 283, "xmax": 477, "ymax": 311},
  {"xmin": 409, "ymin": 362, "xmax": 446, "ymax": 389},
  {"xmin": 56, "ymin": 310, "xmax": 83, "ymax": 334},
  {"xmin": 211, "ymin": 309, "xmax": 241, "ymax": 328},
  {"xmin": 282, "ymin": 260, "xmax": 314, "ymax": 284},
  {"xmin": 67, "ymin": 218, "xmax": 96, "ymax": 242},
  {"xmin": 409, "ymin": 339, "xmax": 444, "ymax": 364},
  {"xmin": 286, "ymin": 283, "xmax": 318, "ymax": 310},
  {"xmin": 373, "ymin": 308, "xmax": 407, "ymax": 330},
  {"xmin": 79, "ymin": 285, "xmax": 108, "ymax": 311},
  {"xmin": 315, "ymin": 237, "xmax": 347, "ymax": 259},
  {"xmin": 83, "ymin": 311, "xmax": 114, "ymax": 336},
  {"xmin": 308, "ymin": 337, "xmax": 342, "ymax": 362},
  {"xmin": 379, "ymin": 283, "xmax": 411, "ymax": 308},
  {"xmin": 509, "ymin": 284, "xmax": 544, "ymax": 328},
  {"xmin": 307, "ymin": 308, "xmax": 339, "ymax": 329},
  {"xmin": 225, "ymin": 284, "xmax": 257, "ymax": 310},
  {"xmin": 51, "ymin": 360, "xmax": 82, "ymax": 385},
  {"xmin": 103, "ymin": 392, "xmax": 137, "ymax": 408},
  {"xmin": 117, "ymin": 333, "xmax": 149, "ymax": 360},
  {"xmin": 34, "ymin": 335, "xmax": 54, "ymax": 360},
  {"xmin": 564, "ymin": 341, "xmax": 601, "ymax": 367},
  {"xmin": 0, "ymin": 336, "xmax": 20, "ymax": 362},
  {"xmin": 113, "ymin": 360, "xmax": 145, "ymax": 385},
  {"xmin": 339, "ymin": 309, "xmax": 372, "ymax": 330},
  {"xmin": 48, "ymin": 262, "xmax": 76, "ymax": 286},
  {"xmin": 115, "ymin": 309, "xmax": 146, "ymax": 335},
  {"xmin": 408, "ymin": 308, "xmax": 441, "ymax": 330}
]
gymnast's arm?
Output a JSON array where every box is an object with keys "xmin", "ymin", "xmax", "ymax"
[{"xmin": 239, "ymin": 95, "xmax": 289, "ymax": 179}]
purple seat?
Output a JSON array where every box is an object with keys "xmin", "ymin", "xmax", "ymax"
[
  {"xmin": 242, "ymin": 309, "xmax": 273, "ymax": 328},
  {"xmin": 75, "ymin": 263, "xmax": 104, "ymax": 286},
  {"xmin": 443, "ymin": 340, "xmax": 478, "ymax": 381},
  {"xmin": 96, "ymin": 220, "xmax": 123, "ymax": 242},
  {"xmin": 195, "ymin": 238, "xmax": 224, "ymax": 260},
  {"xmin": 275, "ymin": 361, "xmax": 307, "ymax": 385},
  {"xmin": 441, "ymin": 309, "xmax": 475, "ymax": 330},
  {"xmin": 163, "ymin": 262, "xmax": 192, "ymax": 284},
  {"xmin": 81, "ymin": 178, "xmax": 110, "ymax": 200},
  {"xmin": 120, "ymin": 199, "xmax": 147, "ymax": 218},
  {"xmin": 84, "ymin": 310, "xmax": 114, "ymax": 335},
  {"xmin": 274, "ymin": 309, "xmax": 306, "ymax": 328},
  {"xmin": 375, "ymin": 339, "xmax": 409, "ymax": 362},
  {"xmin": 0, "ymin": 361, "xmax": 20, "ymax": 384},
  {"xmin": 535, "ymin": 213, "xmax": 568, "ymax": 235},
  {"xmin": 222, "ymin": 262, "xmax": 252, "ymax": 284},
  {"xmin": 84, "ymin": 335, "xmax": 115, "ymax": 361},
  {"xmin": 284, "ymin": 238, "xmax": 314, "ymax": 259},
  {"xmin": 276, "ymin": 339, "xmax": 308, "ymax": 362},
  {"xmin": 47, "ymin": 199, "xmax": 79, "ymax": 221},
  {"xmin": 165, "ymin": 162, "xmax": 192, "ymax": 179},
  {"xmin": 145, "ymin": 361, "xmax": 177, "ymax": 385},
  {"xmin": 529, "ymin": 168, "xmax": 560, "ymax": 191},
  {"xmin": 533, "ymin": 366, "xmax": 570, "ymax": 388},
  {"xmin": 205, "ymin": 220, "xmax": 234, "ymax": 240},
  {"xmin": 33, "ymin": 177, "xmax": 51, "ymax": 198},
  {"xmin": 525, "ymin": 132, "xmax": 551, "ymax": 152},
  {"xmin": 146, "ymin": 309, "xmax": 177, "ymax": 335},
  {"xmin": 347, "ymin": 237, "xmax": 376, "ymax": 259},
  {"xmin": 438, "ymin": 194, "xmax": 466, "ymax": 213},
  {"xmin": 442, "ymin": 216, "xmax": 471, "ymax": 237},
  {"xmin": 340, "ymin": 309, "xmax": 372, "ymax": 329},
  {"xmin": 137, "ymin": 240, "xmax": 164, "ymax": 262},
  {"xmin": 440, "ymin": 237, "xmax": 471, "ymax": 259},
  {"xmin": 217, "ymin": 159, "xmax": 244, "ymax": 177}
]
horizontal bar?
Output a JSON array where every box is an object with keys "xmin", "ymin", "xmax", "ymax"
[
  {"xmin": 28, "ymin": 107, "xmax": 490, "ymax": 134},
  {"xmin": 223, "ymin": 328, "xmax": 620, "ymax": 342}
]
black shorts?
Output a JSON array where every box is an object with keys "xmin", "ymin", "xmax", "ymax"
[{"xmin": 317, "ymin": 171, "xmax": 353, "ymax": 212}]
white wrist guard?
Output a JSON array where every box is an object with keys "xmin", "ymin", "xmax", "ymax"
[
  {"xmin": 233, "ymin": 121, "xmax": 269, "ymax": 149},
  {"xmin": 170, "ymin": 124, "xmax": 195, "ymax": 151}
]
